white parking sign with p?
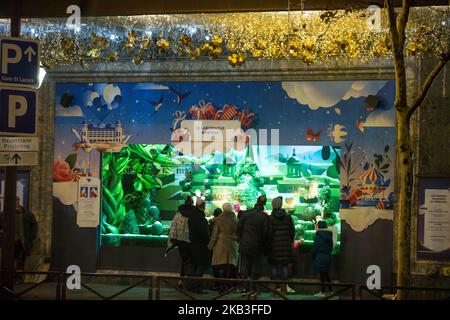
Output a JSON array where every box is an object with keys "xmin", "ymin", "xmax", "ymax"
[
  {"xmin": 0, "ymin": 37, "xmax": 40, "ymax": 88},
  {"xmin": 0, "ymin": 87, "xmax": 37, "ymax": 136}
]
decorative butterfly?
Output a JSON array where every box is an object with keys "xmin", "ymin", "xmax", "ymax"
[
  {"xmin": 148, "ymin": 94, "xmax": 164, "ymax": 112},
  {"xmin": 169, "ymin": 87, "xmax": 190, "ymax": 105},
  {"xmin": 356, "ymin": 120, "xmax": 365, "ymax": 134},
  {"xmin": 306, "ymin": 128, "xmax": 322, "ymax": 142}
]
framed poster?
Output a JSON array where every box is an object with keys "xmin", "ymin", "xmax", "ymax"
[
  {"xmin": 77, "ymin": 177, "xmax": 100, "ymax": 228},
  {"xmin": 417, "ymin": 177, "xmax": 450, "ymax": 260},
  {"xmin": 0, "ymin": 169, "xmax": 30, "ymax": 212}
]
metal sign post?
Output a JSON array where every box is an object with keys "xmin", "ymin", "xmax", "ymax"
[{"xmin": 0, "ymin": 7, "xmax": 39, "ymax": 299}]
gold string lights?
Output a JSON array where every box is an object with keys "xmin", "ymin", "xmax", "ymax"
[{"xmin": 29, "ymin": 8, "xmax": 448, "ymax": 68}]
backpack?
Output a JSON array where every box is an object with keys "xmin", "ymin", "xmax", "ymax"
[{"xmin": 169, "ymin": 212, "xmax": 190, "ymax": 243}]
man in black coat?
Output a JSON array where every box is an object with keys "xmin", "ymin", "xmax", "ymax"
[
  {"xmin": 268, "ymin": 196, "xmax": 295, "ymax": 295},
  {"xmin": 0, "ymin": 197, "xmax": 38, "ymax": 271},
  {"xmin": 237, "ymin": 195, "xmax": 271, "ymax": 296},
  {"xmin": 186, "ymin": 199, "xmax": 211, "ymax": 293}
]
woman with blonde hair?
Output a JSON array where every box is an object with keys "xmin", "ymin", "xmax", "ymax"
[{"xmin": 208, "ymin": 203, "xmax": 239, "ymax": 292}]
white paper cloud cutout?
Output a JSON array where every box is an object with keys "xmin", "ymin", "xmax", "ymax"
[
  {"xmin": 364, "ymin": 107, "xmax": 395, "ymax": 127},
  {"xmin": 103, "ymin": 84, "xmax": 121, "ymax": 108},
  {"xmin": 133, "ymin": 83, "xmax": 169, "ymax": 90},
  {"xmin": 83, "ymin": 90, "xmax": 100, "ymax": 107},
  {"xmin": 55, "ymin": 104, "xmax": 84, "ymax": 117},
  {"xmin": 282, "ymin": 80, "xmax": 387, "ymax": 110}
]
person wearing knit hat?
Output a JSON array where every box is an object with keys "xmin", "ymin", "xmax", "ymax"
[
  {"xmin": 317, "ymin": 220, "xmax": 328, "ymax": 230},
  {"xmin": 267, "ymin": 196, "xmax": 295, "ymax": 296},
  {"xmin": 311, "ymin": 219, "xmax": 334, "ymax": 297},
  {"xmin": 271, "ymin": 196, "xmax": 283, "ymax": 210},
  {"xmin": 237, "ymin": 194, "xmax": 271, "ymax": 297}
]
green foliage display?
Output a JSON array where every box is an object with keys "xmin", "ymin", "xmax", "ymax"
[
  {"xmin": 234, "ymin": 158, "xmax": 264, "ymax": 187},
  {"xmin": 102, "ymin": 234, "xmax": 169, "ymax": 247},
  {"xmin": 102, "ymin": 148, "xmax": 130, "ymax": 233},
  {"xmin": 302, "ymin": 205, "xmax": 321, "ymax": 221},
  {"xmin": 102, "ymin": 144, "xmax": 180, "ymax": 234},
  {"xmin": 294, "ymin": 223, "xmax": 305, "ymax": 240},
  {"xmin": 319, "ymin": 183, "xmax": 339, "ymax": 226},
  {"xmin": 119, "ymin": 210, "xmax": 140, "ymax": 234},
  {"xmin": 233, "ymin": 175, "xmax": 259, "ymax": 209},
  {"xmin": 150, "ymin": 221, "xmax": 164, "ymax": 235},
  {"xmin": 233, "ymin": 156, "xmax": 264, "ymax": 209},
  {"xmin": 132, "ymin": 197, "xmax": 150, "ymax": 224}
]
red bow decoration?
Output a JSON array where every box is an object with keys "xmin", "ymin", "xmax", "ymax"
[
  {"xmin": 189, "ymin": 101, "xmax": 218, "ymax": 120},
  {"xmin": 239, "ymin": 108, "xmax": 255, "ymax": 129},
  {"xmin": 188, "ymin": 105, "xmax": 206, "ymax": 120},
  {"xmin": 198, "ymin": 100, "xmax": 217, "ymax": 120}
]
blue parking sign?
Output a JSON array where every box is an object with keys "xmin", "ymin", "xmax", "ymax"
[
  {"xmin": 0, "ymin": 87, "xmax": 37, "ymax": 136},
  {"xmin": 0, "ymin": 37, "xmax": 40, "ymax": 88}
]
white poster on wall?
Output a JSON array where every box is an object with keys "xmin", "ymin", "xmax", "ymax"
[
  {"xmin": 77, "ymin": 177, "xmax": 100, "ymax": 228},
  {"xmin": 423, "ymin": 188, "xmax": 450, "ymax": 252}
]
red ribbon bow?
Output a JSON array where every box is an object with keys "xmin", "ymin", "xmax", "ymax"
[{"xmin": 239, "ymin": 108, "xmax": 255, "ymax": 129}]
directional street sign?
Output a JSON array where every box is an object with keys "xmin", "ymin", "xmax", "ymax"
[
  {"xmin": 0, "ymin": 137, "xmax": 39, "ymax": 151},
  {"xmin": 0, "ymin": 37, "xmax": 40, "ymax": 88},
  {"xmin": 0, "ymin": 86, "xmax": 37, "ymax": 136},
  {"xmin": 0, "ymin": 151, "xmax": 38, "ymax": 166}
]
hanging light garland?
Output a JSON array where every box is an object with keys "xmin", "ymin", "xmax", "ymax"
[{"xmin": 11, "ymin": 7, "xmax": 448, "ymax": 69}]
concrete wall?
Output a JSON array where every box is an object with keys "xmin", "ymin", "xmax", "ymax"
[{"xmin": 408, "ymin": 58, "xmax": 450, "ymax": 294}]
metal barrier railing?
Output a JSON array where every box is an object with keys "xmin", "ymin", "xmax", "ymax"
[
  {"xmin": 359, "ymin": 285, "xmax": 450, "ymax": 300},
  {"xmin": 154, "ymin": 275, "xmax": 356, "ymax": 300},
  {"xmin": 0, "ymin": 270, "xmax": 154, "ymax": 300},
  {"xmin": 1, "ymin": 270, "xmax": 449, "ymax": 300}
]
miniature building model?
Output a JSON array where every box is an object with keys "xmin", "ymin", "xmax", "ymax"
[
  {"xmin": 80, "ymin": 120, "xmax": 123, "ymax": 143},
  {"xmin": 287, "ymin": 149, "xmax": 301, "ymax": 178},
  {"xmin": 222, "ymin": 155, "xmax": 236, "ymax": 177}
]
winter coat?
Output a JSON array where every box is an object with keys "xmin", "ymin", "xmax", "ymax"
[
  {"xmin": 311, "ymin": 229, "xmax": 333, "ymax": 272},
  {"xmin": 208, "ymin": 210, "xmax": 239, "ymax": 266},
  {"xmin": 169, "ymin": 204, "xmax": 192, "ymax": 243},
  {"xmin": 268, "ymin": 209, "xmax": 295, "ymax": 265},
  {"xmin": 237, "ymin": 204, "xmax": 271, "ymax": 257},
  {"xmin": 208, "ymin": 216, "xmax": 219, "ymax": 236},
  {"xmin": 188, "ymin": 207, "xmax": 211, "ymax": 265},
  {"xmin": 0, "ymin": 207, "xmax": 38, "ymax": 256}
]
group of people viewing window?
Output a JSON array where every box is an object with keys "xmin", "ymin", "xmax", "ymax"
[{"xmin": 168, "ymin": 194, "xmax": 334, "ymax": 298}]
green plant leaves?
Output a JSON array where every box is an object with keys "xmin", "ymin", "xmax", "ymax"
[
  {"xmin": 380, "ymin": 163, "xmax": 390, "ymax": 170},
  {"xmin": 65, "ymin": 153, "xmax": 77, "ymax": 169},
  {"xmin": 322, "ymin": 146, "xmax": 331, "ymax": 160},
  {"xmin": 133, "ymin": 180, "xmax": 143, "ymax": 192}
]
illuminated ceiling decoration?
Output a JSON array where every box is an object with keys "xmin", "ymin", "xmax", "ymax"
[{"xmin": 0, "ymin": 6, "xmax": 447, "ymax": 68}]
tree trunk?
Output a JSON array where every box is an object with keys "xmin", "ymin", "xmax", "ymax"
[{"xmin": 396, "ymin": 108, "xmax": 413, "ymax": 300}]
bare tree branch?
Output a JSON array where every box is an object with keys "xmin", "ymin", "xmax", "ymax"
[
  {"xmin": 398, "ymin": 0, "xmax": 411, "ymax": 46},
  {"xmin": 386, "ymin": 0, "xmax": 400, "ymax": 56},
  {"xmin": 407, "ymin": 52, "xmax": 450, "ymax": 121}
]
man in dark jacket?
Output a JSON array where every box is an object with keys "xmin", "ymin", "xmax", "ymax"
[
  {"xmin": 268, "ymin": 196, "xmax": 295, "ymax": 295},
  {"xmin": 186, "ymin": 199, "xmax": 211, "ymax": 293},
  {"xmin": 311, "ymin": 220, "xmax": 333, "ymax": 297},
  {"xmin": 0, "ymin": 197, "xmax": 38, "ymax": 271},
  {"xmin": 237, "ymin": 195, "xmax": 271, "ymax": 296}
]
